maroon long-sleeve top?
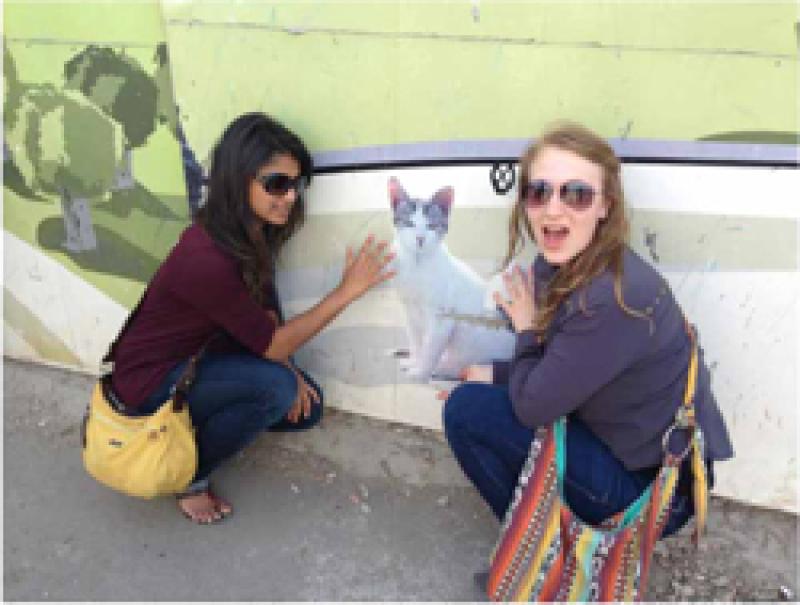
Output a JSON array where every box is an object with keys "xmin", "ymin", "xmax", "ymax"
[{"xmin": 111, "ymin": 223, "xmax": 278, "ymax": 408}]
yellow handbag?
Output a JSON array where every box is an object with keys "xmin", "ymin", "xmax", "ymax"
[
  {"xmin": 81, "ymin": 289, "xmax": 209, "ymax": 499},
  {"xmin": 81, "ymin": 374, "xmax": 198, "ymax": 499}
]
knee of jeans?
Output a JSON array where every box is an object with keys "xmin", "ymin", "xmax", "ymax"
[
  {"xmin": 442, "ymin": 383, "xmax": 482, "ymax": 435},
  {"xmin": 260, "ymin": 364, "xmax": 298, "ymax": 417}
]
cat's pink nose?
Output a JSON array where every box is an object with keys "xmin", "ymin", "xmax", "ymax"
[{"xmin": 417, "ymin": 236, "xmax": 425, "ymax": 248}]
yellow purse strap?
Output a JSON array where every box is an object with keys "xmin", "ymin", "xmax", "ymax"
[{"xmin": 660, "ymin": 322, "xmax": 708, "ymax": 545}]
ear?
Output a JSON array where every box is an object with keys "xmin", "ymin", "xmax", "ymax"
[
  {"xmin": 388, "ymin": 177, "xmax": 408, "ymax": 210},
  {"xmin": 431, "ymin": 186, "xmax": 454, "ymax": 215}
]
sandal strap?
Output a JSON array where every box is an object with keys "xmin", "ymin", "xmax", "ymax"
[{"xmin": 176, "ymin": 478, "xmax": 210, "ymax": 499}]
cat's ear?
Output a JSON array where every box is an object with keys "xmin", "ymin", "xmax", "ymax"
[
  {"xmin": 431, "ymin": 186, "xmax": 454, "ymax": 215},
  {"xmin": 388, "ymin": 177, "xmax": 409, "ymax": 210}
]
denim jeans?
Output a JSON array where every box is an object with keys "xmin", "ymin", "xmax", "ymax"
[
  {"xmin": 134, "ymin": 353, "xmax": 323, "ymax": 486},
  {"xmin": 443, "ymin": 383, "xmax": 708, "ymax": 538}
]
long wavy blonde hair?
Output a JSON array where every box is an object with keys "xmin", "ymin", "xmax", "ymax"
[{"xmin": 504, "ymin": 121, "xmax": 647, "ymax": 337}]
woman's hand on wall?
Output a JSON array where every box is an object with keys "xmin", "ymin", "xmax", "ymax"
[
  {"xmin": 264, "ymin": 235, "xmax": 395, "ymax": 363},
  {"xmin": 493, "ymin": 265, "xmax": 536, "ymax": 333},
  {"xmin": 336, "ymin": 235, "xmax": 396, "ymax": 302}
]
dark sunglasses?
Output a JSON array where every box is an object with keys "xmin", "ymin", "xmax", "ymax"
[
  {"xmin": 256, "ymin": 173, "xmax": 308, "ymax": 197},
  {"xmin": 521, "ymin": 179, "xmax": 596, "ymax": 211}
]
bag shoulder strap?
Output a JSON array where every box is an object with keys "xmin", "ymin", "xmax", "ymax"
[
  {"xmin": 644, "ymin": 321, "xmax": 708, "ymax": 544},
  {"xmin": 552, "ymin": 320, "xmax": 707, "ymax": 538},
  {"xmin": 102, "ymin": 288, "xmax": 149, "ymax": 365},
  {"xmin": 103, "ymin": 280, "xmax": 216, "ymax": 411}
]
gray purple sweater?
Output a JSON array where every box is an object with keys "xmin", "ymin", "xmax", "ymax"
[{"xmin": 493, "ymin": 247, "xmax": 734, "ymax": 470}]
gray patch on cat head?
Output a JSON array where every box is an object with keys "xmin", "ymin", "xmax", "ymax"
[
  {"xmin": 423, "ymin": 201, "xmax": 449, "ymax": 235},
  {"xmin": 389, "ymin": 177, "xmax": 415, "ymax": 226},
  {"xmin": 392, "ymin": 198, "xmax": 417, "ymax": 227},
  {"xmin": 389, "ymin": 179, "xmax": 453, "ymax": 234}
]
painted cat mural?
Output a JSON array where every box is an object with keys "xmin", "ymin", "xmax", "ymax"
[{"xmin": 388, "ymin": 176, "xmax": 514, "ymax": 381}]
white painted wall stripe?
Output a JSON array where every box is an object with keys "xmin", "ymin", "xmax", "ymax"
[
  {"xmin": 305, "ymin": 164, "xmax": 800, "ymax": 220},
  {"xmin": 3, "ymin": 232, "xmax": 128, "ymax": 370}
]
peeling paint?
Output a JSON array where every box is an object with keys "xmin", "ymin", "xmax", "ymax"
[{"xmin": 643, "ymin": 227, "xmax": 660, "ymax": 263}]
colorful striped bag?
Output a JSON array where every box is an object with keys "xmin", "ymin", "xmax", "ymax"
[{"xmin": 487, "ymin": 329, "xmax": 708, "ymax": 602}]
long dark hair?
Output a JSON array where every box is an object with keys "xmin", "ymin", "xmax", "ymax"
[{"xmin": 196, "ymin": 112, "xmax": 313, "ymax": 304}]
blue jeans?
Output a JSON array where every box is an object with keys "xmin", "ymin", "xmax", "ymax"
[
  {"xmin": 443, "ymin": 383, "xmax": 706, "ymax": 538},
  {"xmin": 135, "ymin": 353, "xmax": 323, "ymax": 486}
]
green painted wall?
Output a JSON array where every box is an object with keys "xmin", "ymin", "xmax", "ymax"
[
  {"xmin": 162, "ymin": 1, "xmax": 798, "ymax": 157},
  {"xmin": 4, "ymin": 0, "xmax": 189, "ymax": 310},
  {"xmin": 3, "ymin": 0, "xmax": 798, "ymax": 350}
]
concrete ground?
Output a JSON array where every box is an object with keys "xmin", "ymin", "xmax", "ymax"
[{"xmin": 3, "ymin": 358, "xmax": 798, "ymax": 601}]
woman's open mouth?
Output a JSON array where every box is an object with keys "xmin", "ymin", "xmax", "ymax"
[{"xmin": 541, "ymin": 225, "xmax": 569, "ymax": 250}]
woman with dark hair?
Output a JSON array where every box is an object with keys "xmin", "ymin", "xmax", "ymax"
[
  {"xmin": 442, "ymin": 122, "xmax": 733, "ymax": 565},
  {"xmin": 108, "ymin": 112, "xmax": 394, "ymax": 523}
]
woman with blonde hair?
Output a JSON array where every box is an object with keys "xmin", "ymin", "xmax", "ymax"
[{"xmin": 443, "ymin": 122, "xmax": 733, "ymax": 548}]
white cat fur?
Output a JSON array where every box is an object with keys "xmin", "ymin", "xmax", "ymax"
[{"xmin": 389, "ymin": 177, "xmax": 515, "ymax": 381}]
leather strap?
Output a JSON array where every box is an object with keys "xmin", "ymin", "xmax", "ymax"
[{"xmin": 103, "ymin": 282, "xmax": 215, "ymax": 412}]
